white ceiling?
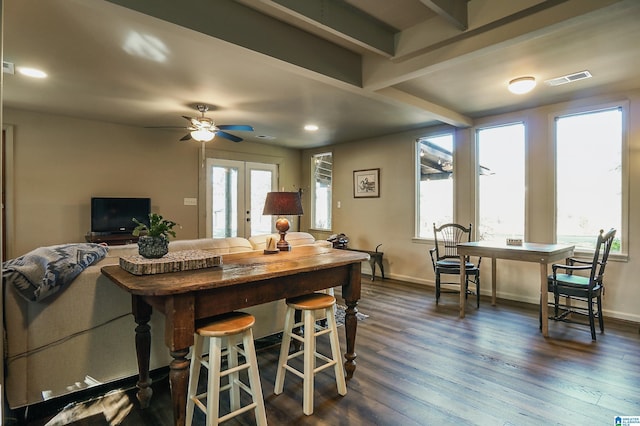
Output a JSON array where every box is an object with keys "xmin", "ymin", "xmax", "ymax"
[{"xmin": 3, "ymin": 0, "xmax": 640, "ymax": 149}]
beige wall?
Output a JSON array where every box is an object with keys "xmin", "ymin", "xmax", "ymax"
[
  {"xmin": 5, "ymin": 87, "xmax": 639, "ymax": 323},
  {"xmin": 3, "ymin": 108, "xmax": 301, "ymax": 257},
  {"xmin": 304, "ymin": 89, "xmax": 640, "ymax": 323}
]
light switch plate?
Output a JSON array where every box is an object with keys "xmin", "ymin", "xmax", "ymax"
[{"xmin": 184, "ymin": 198, "xmax": 197, "ymax": 206}]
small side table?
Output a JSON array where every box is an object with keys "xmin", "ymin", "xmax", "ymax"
[{"xmin": 346, "ymin": 244, "xmax": 384, "ymax": 281}]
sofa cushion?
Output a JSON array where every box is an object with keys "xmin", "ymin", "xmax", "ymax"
[
  {"xmin": 169, "ymin": 237, "xmax": 254, "ymax": 254},
  {"xmin": 2, "ymin": 243, "xmax": 108, "ymax": 302}
]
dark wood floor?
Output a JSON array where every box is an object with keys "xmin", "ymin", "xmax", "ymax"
[{"xmin": 9, "ymin": 277, "xmax": 640, "ymax": 425}]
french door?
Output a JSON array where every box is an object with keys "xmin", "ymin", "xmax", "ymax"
[{"xmin": 205, "ymin": 159, "xmax": 277, "ymax": 238}]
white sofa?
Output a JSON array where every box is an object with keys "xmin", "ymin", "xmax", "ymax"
[{"xmin": 3, "ymin": 232, "xmax": 329, "ymax": 409}]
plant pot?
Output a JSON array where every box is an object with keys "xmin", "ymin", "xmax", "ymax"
[{"xmin": 137, "ymin": 235, "xmax": 169, "ymax": 259}]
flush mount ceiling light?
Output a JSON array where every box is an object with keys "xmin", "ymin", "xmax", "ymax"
[
  {"xmin": 304, "ymin": 124, "xmax": 319, "ymax": 131},
  {"xmin": 508, "ymin": 76, "xmax": 536, "ymax": 94}
]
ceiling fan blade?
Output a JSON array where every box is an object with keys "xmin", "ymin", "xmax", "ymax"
[
  {"xmin": 217, "ymin": 131, "xmax": 243, "ymax": 143},
  {"xmin": 180, "ymin": 133, "xmax": 192, "ymax": 141},
  {"xmin": 217, "ymin": 124, "xmax": 254, "ymax": 132}
]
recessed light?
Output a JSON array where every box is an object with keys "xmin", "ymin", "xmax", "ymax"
[
  {"xmin": 304, "ymin": 124, "xmax": 319, "ymax": 132},
  {"xmin": 17, "ymin": 67, "xmax": 47, "ymax": 79},
  {"xmin": 508, "ymin": 76, "xmax": 536, "ymax": 94}
]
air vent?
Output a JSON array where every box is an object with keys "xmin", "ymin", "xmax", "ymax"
[
  {"xmin": 3, "ymin": 61, "xmax": 15, "ymax": 75},
  {"xmin": 545, "ymin": 70, "xmax": 592, "ymax": 86}
]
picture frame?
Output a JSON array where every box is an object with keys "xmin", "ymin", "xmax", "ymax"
[{"xmin": 353, "ymin": 168, "xmax": 380, "ymax": 198}]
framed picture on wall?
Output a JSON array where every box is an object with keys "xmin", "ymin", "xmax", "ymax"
[{"xmin": 353, "ymin": 168, "xmax": 380, "ymax": 198}]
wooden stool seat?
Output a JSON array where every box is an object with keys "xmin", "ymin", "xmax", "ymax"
[
  {"xmin": 286, "ymin": 293, "xmax": 336, "ymax": 310},
  {"xmin": 196, "ymin": 312, "xmax": 255, "ymax": 337},
  {"xmin": 274, "ymin": 293, "xmax": 346, "ymax": 416},
  {"xmin": 186, "ymin": 312, "xmax": 267, "ymax": 426}
]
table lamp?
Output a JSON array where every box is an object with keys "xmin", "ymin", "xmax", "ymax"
[{"xmin": 262, "ymin": 191, "xmax": 303, "ymax": 251}]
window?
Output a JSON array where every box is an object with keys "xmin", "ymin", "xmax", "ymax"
[
  {"xmin": 311, "ymin": 153, "xmax": 332, "ymax": 230},
  {"xmin": 416, "ymin": 133, "xmax": 454, "ymax": 238},
  {"xmin": 555, "ymin": 107, "xmax": 623, "ymax": 252},
  {"xmin": 477, "ymin": 123, "xmax": 525, "ymax": 241}
]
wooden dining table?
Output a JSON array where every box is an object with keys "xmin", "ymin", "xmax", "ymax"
[
  {"xmin": 101, "ymin": 245, "xmax": 369, "ymax": 426},
  {"xmin": 457, "ymin": 241, "xmax": 575, "ymax": 336}
]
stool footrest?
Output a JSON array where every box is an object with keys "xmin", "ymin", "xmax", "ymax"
[
  {"xmin": 219, "ymin": 361, "xmax": 250, "ymax": 378},
  {"xmin": 219, "ymin": 402, "xmax": 258, "ymax": 424}
]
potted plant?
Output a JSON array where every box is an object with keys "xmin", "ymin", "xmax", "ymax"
[{"xmin": 132, "ymin": 213, "xmax": 178, "ymax": 259}]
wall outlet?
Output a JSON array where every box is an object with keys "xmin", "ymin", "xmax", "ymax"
[{"xmin": 184, "ymin": 198, "xmax": 197, "ymax": 206}]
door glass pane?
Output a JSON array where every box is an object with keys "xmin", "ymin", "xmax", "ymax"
[
  {"xmin": 211, "ymin": 165, "xmax": 238, "ymax": 238},
  {"xmin": 249, "ymin": 169, "xmax": 274, "ymax": 236}
]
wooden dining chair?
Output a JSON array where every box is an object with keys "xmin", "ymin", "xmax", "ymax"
[
  {"xmin": 430, "ymin": 223, "xmax": 482, "ymax": 308},
  {"xmin": 546, "ymin": 228, "xmax": 617, "ymax": 340}
]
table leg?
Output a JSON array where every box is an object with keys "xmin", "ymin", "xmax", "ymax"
[
  {"xmin": 459, "ymin": 255, "xmax": 466, "ymax": 318},
  {"xmin": 491, "ymin": 258, "xmax": 497, "ymax": 306},
  {"xmin": 343, "ymin": 300, "xmax": 358, "ymax": 379},
  {"xmin": 169, "ymin": 348, "xmax": 190, "ymax": 426},
  {"xmin": 540, "ymin": 263, "xmax": 549, "ymax": 337},
  {"xmin": 132, "ymin": 296, "xmax": 153, "ymax": 409}
]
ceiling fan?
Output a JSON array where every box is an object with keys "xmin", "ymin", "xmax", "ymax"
[{"xmin": 161, "ymin": 104, "xmax": 254, "ymax": 143}]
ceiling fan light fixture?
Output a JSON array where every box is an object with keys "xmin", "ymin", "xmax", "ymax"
[
  {"xmin": 191, "ymin": 129, "xmax": 215, "ymax": 142},
  {"xmin": 508, "ymin": 76, "xmax": 536, "ymax": 94}
]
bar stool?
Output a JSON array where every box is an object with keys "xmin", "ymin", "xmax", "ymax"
[
  {"xmin": 186, "ymin": 312, "xmax": 267, "ymax": 426},
  {"xmin": 274, "ymin": 293, "xmax": 347, "ymax": 415}
]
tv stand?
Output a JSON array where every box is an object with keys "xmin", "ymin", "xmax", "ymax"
[{"xmin": 85, "ymin": 233, "xmax": 138, "ymax": 246}]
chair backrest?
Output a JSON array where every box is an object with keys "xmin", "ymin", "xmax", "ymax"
[
  {"xmin": 589, "ymin": 228, "xmax": 617, "ymax": 288},
  {"xmin": 433, "ymin": 223, "xmax": 472, "ymax": 262}
]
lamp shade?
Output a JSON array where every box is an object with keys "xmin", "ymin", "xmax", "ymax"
[{"xmin": 262, "ymin": 192, "xmax": 303, "ymax": 216}]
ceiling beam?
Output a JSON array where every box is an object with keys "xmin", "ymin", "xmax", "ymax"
[
  {"xmin": 106, "ymin": 0, "xmax": 363, "ymax": 86},
  {"xmin": 376, "ymin": 87, "xmax": 472, "ymax": 128},
  {"xmin": 363, "ymin": 0, "xmax": 622, "ymax": 91},
  {"xmin": 267, "ymin": 0, "xmax": 397, "ymax": 57},
  {"xmin": 419, "ymin": 0, "xmax": 468, "ymax": 30}
]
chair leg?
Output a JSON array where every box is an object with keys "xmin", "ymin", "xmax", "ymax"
[
  {"xmin": 206, "ymin": 336, "xmax": 223, "ymax": 425},
  {"xmin": 242, "ymin": 329, "xmax": 268, "ymax": 426},
  {"xmin": 435, "ymin": 273, "xmax": 441, "ymax": 305},
  {"xmin": 274, "ymin": 307, "xmax": 295, "ymax": 395},
  {"xmin": 227, "ymin": 335, "xmax": 240, "ymax": 412},
  {"xmin": 588, "ymin": 297, "xmax": 597, "ymax": 341},
  {"xmin": 186, "ymin": 335, "xmax": 204, "ymax": 426},
  {"xmin": 597, "ymin": 295, "xmax": 605, "ymax": 333},
  {"xmin": 303, "ymin": 309, "xmax": 316, "ymax": 416},
  {"xmin": 464, "ymin": 278, "xmax": 470, "ymax": 300},
  {"xmin": 476, "ymin": 275, "xmax": 480, "ymax": 308},
  {"xmin": 325, "ymin": 306, "xmax": 347, "ymax": 397}
]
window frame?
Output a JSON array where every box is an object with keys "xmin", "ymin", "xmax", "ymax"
[
  {"xmin": 474, "ymin": 121, "xmax": 527, "ymax": 243},
  {"xmin": 310, "ymin": 152, "xmax": 333, "ymax": 231},
  {"xmin": 551, "ymin": 100, "xmax": 629, "ymax": 258},
  {"xmin": 414, "ymin": 130, "xmax": 456, "ymax": 240}
]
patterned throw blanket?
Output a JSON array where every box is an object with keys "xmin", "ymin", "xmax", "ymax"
[{"xmin": 2, "ymin": 243, "xmax": 108, "ymax": 302}]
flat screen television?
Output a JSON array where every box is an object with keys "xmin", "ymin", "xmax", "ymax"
[{"xmin": 91, "ymin": 197, "xmax": 151, "ymax": 234}]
